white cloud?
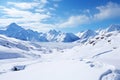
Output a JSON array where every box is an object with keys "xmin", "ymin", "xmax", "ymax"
[
  {"xmin": 1, "ymin": 7, "xmax": 50, "ymax": 21},
  {"xmin": 49, "ymin": 7, "xmax": 56, "ymax": 11},
  {"xmin": 7, "ymin": 2, "xmax": 39, "ymax": 10},
  {"xmin": 0, "ymin": 4, "xmax": 52, "ymax": 32},
  {"xmin": 0, "ymin": 0, "xmax": 61, "ymax": 32},
  {"xmin": 20, "ymin": 22, "xmax": 54, "ymax": 32},
  {"xmin": 58, "ymin": 15, "xmax": 90, "ymax": 28},
  {"xmin": 41, "ymin": 0, "xmax": 48, "ymax": 4},
  {"xmin": 58, "ymin": 2, "xmax": 120, "ymax": 29},
  {"xmin": 56, "ymin": 2, "xmax": 120, "ymax": 29},
  {"xmin": 34, "ymin": 0, "xmax": 48, "ymax": 5},
  {"xmin": 0, "ymin": 1, "xmax": 119, "ymax": 32},
  {"xmin": 0, "ymin": 18, "xmax": 53, "ymax": 32},
  {"xmin": 94, "ymin": 2, "xmax": 120, "ymax": 20}
]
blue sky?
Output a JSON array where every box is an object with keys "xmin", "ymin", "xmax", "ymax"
[{"xmin": 0, "ymin": 0, "xmax": 120, "ymax": 33}]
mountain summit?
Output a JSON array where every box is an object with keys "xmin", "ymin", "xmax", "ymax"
[
  {"xmin": 6, "ymin": 23, "xmax": 23, "ymax": 31},
  {"xmin": 106, "ymin": 24, "xmax": 120, "ymax": 32},
  {"xmin": 76, "ymin": 29, "xmax": 97, "ymax": 43}
]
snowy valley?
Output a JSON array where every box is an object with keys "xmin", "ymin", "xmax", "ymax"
[{"xmin": 0, "ymin": 23, "xmax": 120, "ymax": 80}]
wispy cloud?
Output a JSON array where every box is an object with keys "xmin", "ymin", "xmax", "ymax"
[
  {"xmin": 0, "ymin": 0, "xmax": 55, "ymax": 32},
  {"xmin": 7, "ymin": 2, "xmax": 39, "ymax": 10},
  {"xmin": 58, "ymin": 15, "xmax": 90, "ymax": 28},
  {"xmin": 0, "ymin": 1, "xmax": 119, "ymax": 32},
  {"xmin": 0, "ymin": 7, "xmax": 51, "ymax": 22},
  {"xmin": 94, "ymin": 2, "xmax": 120, "ymax": 20},
  {"xmin": 58, "ymin": 2, "xmax": 120, "ymax": 28},
  {"xmin": 34, "ymin": 0, "xmax": 48, "ymax": 4}
]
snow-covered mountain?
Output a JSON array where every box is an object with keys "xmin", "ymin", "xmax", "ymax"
[
  {"xmin": 44, "ymin": 30, "xmax": 80, "ymax": 42},
  {"xmin": 0, "ymin": 23, "xmax": 80, "ymax": 42},
  {"xmin": 75, "ymin": 31, "xmax": 84, "ymax": 38},
  {"xmin": 106, "ymin": 24, "xmax": 120, "ymax": 32},
  {"xmin": 97, "ymin": 24, "xmax": 120, "ymax": 35},
  {"xmin": 0, "ymin": 23, "xmax": 48, "ymax": 42},
  {"xmin": 0, "ymin": 23, "xmax": 120, "ymax": 43},
  {"xmin": 75, "ymin": 29, "xmax": 97, "ymax": 43},
  {"xmin": 43, "ymin": 29, "xmax": 60, "ymax": 42},
  {"xmin": 75, "ymin": 24, "xmax": 120, "ymax": 43}
]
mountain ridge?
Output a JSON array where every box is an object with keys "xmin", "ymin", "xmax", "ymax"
[
  {"xmin": 0, "ymin": 23, "xmax": 120, "ymax": 43},
  {"xmin": 0, "ymin": 23, "xmax": 80, "ymax": 42}
]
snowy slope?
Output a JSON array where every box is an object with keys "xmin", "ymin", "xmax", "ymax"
[
  {"xmin": 0, "ymin": 31, "xmax": 119, "ymax": 80},
  {"xmin": 0, "ymin": 24, "xmax": 120, "ymax": 80},
  {"xmin": 0, "ymin": 34, "xmax": 52, "ymax": 61},
  {"xmin": 0, "ymin": 60, "xmax": 113, "ymax": 80},
  {"xmin": 37, "ymin": 31, "xmax": 120, "ymax": 80}
]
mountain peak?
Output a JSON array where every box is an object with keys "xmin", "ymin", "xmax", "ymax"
[
  {"xmin": 81, "ymin": 29, "xmax": 97, "ymax": 39},
  {"xmin": 107, "ymin": 24, "xmax": 120, "ymax": 32},
  {"xmin": 7, "ymin": 23, "xmax": 20, "ymax": 28},
  {"xmin": 48, "ymin": 29, "xmax": 61, "ymax": 34},
  {"xmin": 9, "ymin": 23, "xmax": 18, "ymax": 26},
  {"xmin": 85, "ymin": 29, "xmax": 93, "ymax": 33},
  {"xmin": 7, "ymin": 23, "xmax": 24, "ymax": 31}
]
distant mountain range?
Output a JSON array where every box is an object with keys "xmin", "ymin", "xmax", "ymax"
[
  {"xmin": 0, "ymin": 23, "xmax": 80, "ymax": 42},
  {"xmin": 0, "ymin": 23, "xmax": 48, "ymax": 42},
  {"xmin": 0, "ymin": 23, "xmax": 120, "ymax": 42}
]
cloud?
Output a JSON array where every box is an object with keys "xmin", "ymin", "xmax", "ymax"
[
  {"xmin": 0, "ymin": 0, "xmax": 61, "ymax": 32},
  {"xmin": 34, "ymin": 0, "xmax": 48, "ymax": 5},
  {"xmin": 0, "ymin": 1, "xmax": 119, "ymax": 32},
  {"xmin": 58, "ymin": 2, "xmax": 120, "ymax": 28},
  {"xmin": 20, "ymin": 22, "xmax": 54, "ymax": 32},
  {"xmin": 0, "ymin": 1, "xmax": 52, "ymax": 32},
  {"xmin": 94, "ymin": 2, "xmax": 120, "ymax": 20},
  {"xmin": 41, "ymin": 0, "xmax": 48, "ymax": 4},
  {"xmin": 0, "ymin": 17, "xmax": 53, "ymax": 32},
  {"xmin": 1, "ymin": 7, "xmax": 50, "ymax": 21},
  {"xmin": 0, "ymin": 0, "xmax": 62, "ymax": 32},
  {"xmin": 58, "ymin": 15, "xmax": 90, "ymax": 28},
  {"xmin": 7, "ymin": 2, "xmax": 39, "ymax": 10}
]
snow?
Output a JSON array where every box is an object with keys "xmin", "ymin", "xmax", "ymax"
[
  {"xmin": 0, "ymin": 60, "xmax": 112, "ymax": 80},
  {"xmin": 0, "ymin": 24, "xmax": 120, "ymax": 80}
]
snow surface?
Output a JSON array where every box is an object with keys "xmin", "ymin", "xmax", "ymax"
[
  {"xmin": 0, "ymin": 60, "xmax": 112, "ymax": 80},
  {"xmin": 0, "ymin": 25, "xmax": 120, "ymax": 80}
]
